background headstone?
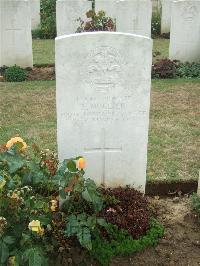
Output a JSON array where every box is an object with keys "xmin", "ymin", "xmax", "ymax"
[
  {"xmin": 57, "ymin": 0, "xmax": 152, "ymax": 37},
  {"xmin": 30, "ymin": 0, "xmax": 40, "ymax": 30},
  {"xmin": 169, "ymin": 0, "xmax": 200, "ymax": 63},
  {"xmin": 95, "ymin": 0, "xmax": 152, "ymax": 37},
  {"xmin": 56, "ymin": 32, "xmax": 152, "ymax": 192},
  {"xmin": 160, "ymin": 0, "xmax": 172, "ymax": 34},
  {"xmin": 0, "ymin": 0, "xmax": 33, "ymax": 67},
  {"xmin": 56, "ymin": 0, "xmax": 91, "ymax": 36}
]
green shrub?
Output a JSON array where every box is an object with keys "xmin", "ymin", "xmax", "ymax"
[
  {"xmin": 177, "ymin": 62, "xmax": 200, "ymax": 78},
  {"xmin": 4, "ymin": 65, "xmax": 27, "ymax": 82},
  {"xmin": 32, "ymin": 28, "xmax": 44, "ymax": 39},
  {"xmin": 40, "ymin": 0, "xmax": 56, "ymax": 39},
  {"xmin": 90, "ymin": 219, "xmax": 164, "ymax": 265},
  {"xmin": 191, "ymin": 193, "xmax": 200, "ymax": 217},
  {"xmin": 151, "ymin": 12, "xmax": 161, "ymax": 38}
]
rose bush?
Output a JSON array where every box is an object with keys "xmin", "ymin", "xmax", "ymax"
[{"xmin": 0, "ymin": 137, "xmax": 164, "ymax": 265}]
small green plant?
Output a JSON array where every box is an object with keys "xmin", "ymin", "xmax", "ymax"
[
  {"xmin": 191, "ymin": 193, "xmax": 200, "ymax": 217},
  {"xmin": 151, "ymin": 12, "xmax": 161, "ymax": 38},
  {"xmin": 177, "ymin": 62, "xmax": 200, "ymax": 79},
  {"xmin": 4, "ymin": 65, "xmax": 27, "ymax": 82},
  {"xmin": 32, "ymin": 28, "xmax": 44, "ymax": 39},
  {"xmin": 90, "ymin": 219, "xmax": 164, "ymax": 265}
]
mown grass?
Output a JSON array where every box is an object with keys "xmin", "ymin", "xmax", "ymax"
[
  {"xmin": 153, "ymin": 38, "xmax": 169, "ymax": 62},
  {"xmin": 0, "ymin": 79, "xmax": 199, "ymax": 182},
  {"xmin": 32, "ymin": 38, "xmax": 169, "ymax": 65},
  {"xmin": 33, "ymin": 40, "xmax": 55, "ymax": 65}
]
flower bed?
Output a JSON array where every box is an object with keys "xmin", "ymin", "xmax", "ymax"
[{"xmin": 0, "ymin": 137, "xmax": 164, "ymax": 265}]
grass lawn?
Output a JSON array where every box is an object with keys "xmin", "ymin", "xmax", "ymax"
[
  {"xmin": 33, "ymin": 39, "xmax": 55, "ymax": 65},
  {"xmin": 0, "ymin": 79, "xmax": 199, "ymax": 182},
  {"xmin": 32, "ymin": 38, "xmax": 169, "ymax": 65}
]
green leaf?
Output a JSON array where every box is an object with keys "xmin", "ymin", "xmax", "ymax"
[
  {"xmin": 67, "ymin": 160, "xmax": 77, "ymax": 172},
  {"xmin": 23, "ymin": 247, "xmax": 44, "ymax": 266},
  {"xmin": 59, "ymin": 188, "xmax": 66, "ymax": 199},
  {"xmin": 0, "ymin": 241, "xmax": 9, "ymax": 264},
  {"xmin": 7, "ymin": 157, "xmax": 24, "ymax": 174},
  {"xmin": 3, "ymin": 235, "xmax": 15, "ymax": 245},
  {"xmin": 82, "ymin": 179, "xmax": 103, "ymax": 212},
  {"xmin": 77, "ymin": 227, "xmax": 92, "ymax": 250},
  {"xmin": 97, "ymin": 218, "xmax": 108, "ymax": 228}
]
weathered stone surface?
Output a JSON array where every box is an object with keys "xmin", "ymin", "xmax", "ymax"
[
  {"xmin": 0, "ymin": 0, "xmax": 33, "ymax": 67},
  {"xmin": 96, "ymin": 0, "xmax": 152, "ymax": 37},
  {"xmin": 56, "ymin": 32, "xmax": 152, "ymax": 192},
  {"xmin": 56, "ymin": 0, "xmax": 90, "ymax": 36},
  {"xmin": 160, "ymin": 0, "xmax": 172, "ymax": 34},
  {"xmin": 30, "ymin": 0, "xmax": 40, "ymax": 30},
  {"xmin": 169, "ymin": 0, "xmax": 200, "ymax": 63}
]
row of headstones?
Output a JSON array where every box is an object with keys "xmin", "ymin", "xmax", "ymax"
[
  {"xmin": 0, "ymin": 0, "xmax": 152, "ymax": 68},
  {"xmin": 0, "ymin": 0, "xmax": 200, "ymax": 68},
  {"xmin": 160, "ymin": 0, "xmax": 200, "ymax": 63}
]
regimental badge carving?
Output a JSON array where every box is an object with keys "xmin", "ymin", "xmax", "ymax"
[
  {"xmin": 81, "ymin": 46, "xmax": 125, "ymax": 93},
  {"xmin": 182, "ymin": 3, "xmax": 198, "ymax": 22}
]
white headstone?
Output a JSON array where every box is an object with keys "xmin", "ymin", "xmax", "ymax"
[
  {"xmin": 160, "ymin": 0, "xmax": 172, "ymax": 34},
  {"xmin": 115, "ymin": 0, "xmax": 152, "ymax": 37},
  {"xmin": 30, "ymin": 0, "xmax": 40, "ymax": 30},
  {"xmin": 169, "ymin": 0, "xmax": 200, "ymax": 63},
  {"xmin": 0, "ymin": 0, "xmax": 33, "ymax": 67},
  {"xmin": 56, "ymin": 0, "xmax": 91, "ymax": 36},
  {"xmin": 56, "ymin": 0, "xmax": 152, "ymax": 37},
  {"xmin": 56, "ymin": 32, "xmax": 152, "ymax": 192},
  {"xmin": 95, "ymin": 0, "xmax": 152, "ymax": 37}
]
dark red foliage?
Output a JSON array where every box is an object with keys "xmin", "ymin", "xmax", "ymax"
[
  {"xmin": 152, "ymin": 59, "xmax": 178, "ymax": 79},
  {"xmin": 100, "ymin": 187, "xmax": 151, "ymax": 239}
]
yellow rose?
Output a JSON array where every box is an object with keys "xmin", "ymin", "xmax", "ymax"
[
  {"xmin": 28, "ymin": 220, "xmax": 44, "ymax": 235},
  {"xmin": 6, "ymin": 137, "xmax": 27, "ymax": 151},
  {"xmin": 8, "ymin": 256, "xmax": 16, "ymax": 266},
  {"xmin": 50, "ymin": 200, "xmax": 58, "ymax": 212},
  {"xmin": 76, "ymin": 157, "xmax": 86, "ymax": 169}
]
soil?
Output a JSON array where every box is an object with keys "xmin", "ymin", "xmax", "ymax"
[
  {"xmin": 111, "ymin": 196, "xmax": 200, "ymax": 266},
  {"xmin": 146, "ymin": 180, "xmax": 198, "ymax": 196},
  {"xmin": 27, "ymin": 66, "xmax": 55, "ymax": 81}
]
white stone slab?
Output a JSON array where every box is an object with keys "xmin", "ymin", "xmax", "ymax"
[
  {"xmin": 56, "ymin": 0, "xmax": 91, "ymax": 36},
  {"xmin": 116, "ymin": 0, "xmax": 152, "ymax": 37},
  {"xmin": 0, "ymin": 0, "xmax": 33, "ymax": 67},
  {"xmin": 30, "ymin": 0, "xmax": 40, "ymax": 30},
  {"xmin": 95, "ymin": 0, "xmax": 152, "ymax": 37},
  {"xmin": 160, "ymin": 0, "xmax": 172, "ymax": 34},
  {"xmin": 56, "ymin": 32, "xmax": 152, "ymax": 192},
  {"xmin": 169, "ymin": 0, "xmax": 200, "ymax": 63}
]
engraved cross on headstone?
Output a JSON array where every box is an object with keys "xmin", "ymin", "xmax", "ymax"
[{"xmin": 84, "ymin": 128, "xmax": 122, "ymax": 185}]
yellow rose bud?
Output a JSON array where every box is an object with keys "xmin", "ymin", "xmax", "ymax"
[
  {"xmin": 28, "ymin": 220, "xmax": 43, "ymax": 234},
  {"xmin": 6, "ymin": 137, "xmax": 27, "ymax": 151},
  {"xmin": 8, "ymin": 256, "xmax": 16, "ymax": 266},
  {"xmin": 76, "ymin": 157, "xmax": 86, "ymax": 169},
  {"xmin": 50, "ymin": 200, "xmax": 58, "ymax": 212}
]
